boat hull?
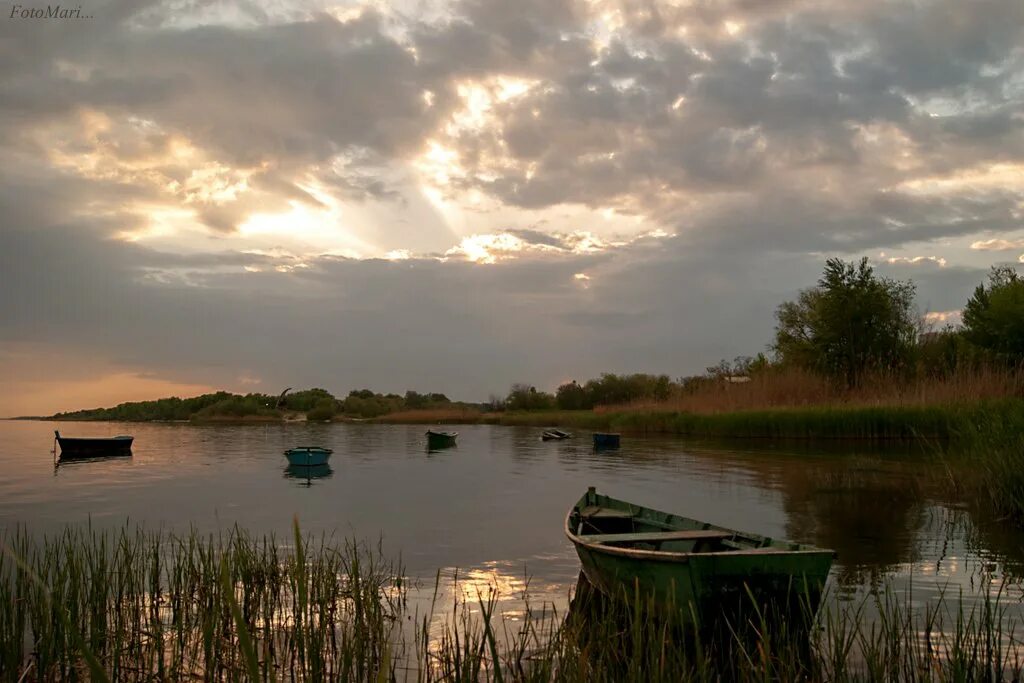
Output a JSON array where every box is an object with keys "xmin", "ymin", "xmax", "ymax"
[
  {"xmin": 55, "ymin": 433, "xmax": 133, "ymax": 458},
  {"xmin": 284, "ymin": 448, "xmax": 332, "ymax": 466},
  {"xmin": 574, "ymin": 541, "xmax": 832, "ymax": 628},
  {"xmin": 426, "ymin": 430, "xmax": 457, "ymax": 449},
  {"xmin": 567, "ymin": 489, "xmax": 833, "ymax": 629},
  {"xmin": 592, "ymin": 432, "xmax": 620, "ymax": 449}
]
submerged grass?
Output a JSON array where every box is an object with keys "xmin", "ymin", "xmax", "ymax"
[{"xmin": 3, "ymin": 525, "xmax": 1024, "ymax": 681}]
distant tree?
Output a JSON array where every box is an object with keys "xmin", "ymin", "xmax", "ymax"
[
  {"xmin": 962, "ymin": 266, "xmax": 1024, "ymax": 361},
  {"xmin": 348, "ymin": 389, "xmax": 376, "ymax": 400},
  {"xmin": 773, "ymin": 258, "xmax": 917, "ymax": 387},
  {"xmin": 404, "ymin": 390, "xmax": 427, "ymax": 409},
  {"xmin": 556, "ymin": 381, "xmax": 591, "ymax": 410},
  {"xmin": 506, "ymin": 384, "xmax": 555, "ymax": 411},
  {"xmin": 483, "ymin": 394, "xmax": 506, "ymax": 412},
  {"xmin": 306, "ymin": 398, "xmax": 337, "ymax": 422},
  {"xmin": 286, "ymin": 388, "xmax": 335, "ymax": 412}
]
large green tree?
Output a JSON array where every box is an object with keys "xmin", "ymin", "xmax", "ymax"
[
  {"xmin": 774, "ymin": 258, "xmax": 917, "ymax": 387},
  {"xmin": 962, "ymin": 266, "xmax": 1024, "ymax": 361}
]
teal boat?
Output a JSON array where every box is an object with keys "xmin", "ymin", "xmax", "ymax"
[
  {"xmin": 426, "ymin": 430, "xmax": 458, "ymax": 450},
  {"xmin": 592, "ymin": 432, "xmax": 620, "ymax": 449},
  {"xmin": 284, "ymin": 446, "xmax": 332, "ymax": 466},
  {"xmin": 566, "ymin": 488, "xmax": 834, "ymax": 627}
]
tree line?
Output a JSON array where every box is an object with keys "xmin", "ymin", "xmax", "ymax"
[
  {"xmin": 50, "ymin": 388, "xmax": 461, "ymax": 422},
  {"xmin": 772, "ymin": 258, "xmax": 1024, "ymax": 386}
]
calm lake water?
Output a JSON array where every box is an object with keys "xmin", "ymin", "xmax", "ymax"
[{"xmin": 2, "ymin": 420, "xmax": 1023, "ymax": 621}]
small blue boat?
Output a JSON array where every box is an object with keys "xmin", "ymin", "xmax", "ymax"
[
  {"xmin": 284, "ymin": 446, "xmax": 332, "ymax": 466},
  {"xmin": 592, "ymin": 432, "xmax": 621, "ymax": 449}
]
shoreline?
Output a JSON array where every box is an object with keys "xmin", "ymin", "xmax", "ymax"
[{"xmin": 24, "ymin": 398, "xmax": 1024, "ymax": 442}]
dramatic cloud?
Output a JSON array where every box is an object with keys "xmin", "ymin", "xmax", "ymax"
[
  {"xmin": 1, "ymin": 0, "xmax": 1023, "ymax": 414},
  {"xmin": 971, "ymin": 238, "xmax": 1024, "ymax": 251}
]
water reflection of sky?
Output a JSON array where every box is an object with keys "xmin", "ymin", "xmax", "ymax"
[{"xmin": 3, "ymin": 420, "xmax": 1024, "ymax": 626}]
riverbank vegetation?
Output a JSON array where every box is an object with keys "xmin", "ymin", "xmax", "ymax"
[
  {"xmin": 2, "ymin": 525, "xmax": 1021, "ymax": 681},
  {"xmin": 47, "ymin": 388, "xmax": 477, "ymax": 423}
]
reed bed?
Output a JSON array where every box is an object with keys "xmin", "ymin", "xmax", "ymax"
[
  {"xmin": 0, "ymin": 524, "xmax": 403, "ymax": 682},
  {"xmin": 948, "ymin": 409, "xmax": 1024, "ymax": 524},
  {"xmin": 3, "ymin": 525, "xmax": 1024, "ymax": 681},
  {"xmin": 604, "ymin": 366, "xmax": 1024, "ymax": 415}
]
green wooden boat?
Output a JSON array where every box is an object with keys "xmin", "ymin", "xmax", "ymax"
[
  {"xmin": 566, "ymin": 488, "xmax": 834, "ymax": 627},
  {"xmin": 426, "ymin": 430, "xmax": 458, "ymax": 450}
]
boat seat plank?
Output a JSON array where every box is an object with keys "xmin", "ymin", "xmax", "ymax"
[
  {"xmin": 579, "ymin": 506, "xmax": 635, "ymax": 520},
  {"xmin": 578, "ymin": 530, "xmax": 731, "ymax": 544}
]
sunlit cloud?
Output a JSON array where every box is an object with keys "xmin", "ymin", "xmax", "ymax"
[
  {"xmin": 971, "ymin": 238, "xmax": 1024, "ymax": 251},
  {"xmin": 923, "ymin": 310, "xmax": 962, "ymax": 327},
  {"xmin": 886, "ymin": 256, "xmax": 948, "ymax": 267},
  {"xmin": 897, "ymin": 164, "xmax": 1024, "ymax": 195},
  {"xmin": 445, "ymin": 233, "xmax": 530, "ymax": 264}
]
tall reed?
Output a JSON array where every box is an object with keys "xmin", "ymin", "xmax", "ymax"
[
  {"xmin": 3, "ymin": 526, "xmax": 1023, "ymax": 681},
  {"xmin": 0, "ymin": 524, "xmax": 402, "ymax": 681},
  {"xmin": 605, "ymin": 365, "xmax": 1024, "ymax": 415}
]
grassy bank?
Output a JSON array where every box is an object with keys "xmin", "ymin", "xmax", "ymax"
[
  {"xmin": 2, "ymin": 525, "xmax": 1021, "ymax": 681},
  {"xmin": 472, "ymin": 398, "xmax": 1024, "ymax": 442}
]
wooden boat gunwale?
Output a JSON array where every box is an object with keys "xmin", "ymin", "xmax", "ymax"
[{"xmin": 564, "ymin": 494, "xmax": 835, "ymax": 564}]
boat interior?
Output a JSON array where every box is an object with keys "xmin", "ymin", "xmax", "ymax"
[{"xmin": 571, "ymin": 503, "xmax": 801, "ymax": 554}]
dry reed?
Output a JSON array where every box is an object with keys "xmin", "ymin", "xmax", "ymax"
[{"xmin": 600, "ymin": 366, "xmax": 1024, "ymax": 416}]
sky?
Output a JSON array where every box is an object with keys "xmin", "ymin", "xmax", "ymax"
[{"xmin": 1, "ymin": 0, "xmax": 1023, "ymax": 416}]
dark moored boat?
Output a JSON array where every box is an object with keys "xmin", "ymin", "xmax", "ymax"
[
  {"xmin": 541, "ymin": 428, "xmax": 572, "ymax": 441},
  {"xmin": 426, "ymin": 430, "xmax": 458, "ymax": 450},
  {"xmin": 592, "ymin": 432, "xmax": 620, "ymax": 449},
  {"xmin": 54, "ymin": 430, "xmax": 133, "ymax": 458},
  {"xmin": 284, "ymin": 446, "xmax": 332, "ymax": 466},
  {"xmin": 566, "ymin": 488, "xmax": 834, "ymax": 628}
]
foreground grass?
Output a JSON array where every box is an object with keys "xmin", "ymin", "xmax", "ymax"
[
  {"xmin": 2, "ymin": 525, "xmax": 1023, "ymax": 681},
  {"xmin": 0, "ymin": 525, "xmax": 401, "ymax": 681}
]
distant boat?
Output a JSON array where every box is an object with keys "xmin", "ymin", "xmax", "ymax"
[
  {"xmin": 592, "ymin": 432, "xmax": 620, "ymax": 449},
  {"xmin": 426, "ymin": 430, "xmax": 458, "ymax": 450},
  {"xmin": 541, "ymin": 428, "xmax": 572, "ymax": 441},
  {"xmin": 284, "ymin": 446, "xmax": 332, "ymax": 466},
  {"xmin": 566, "ymin": 488, "xmax": 834, "ymax": 627},
  {"xmin": 54, "ymin": 430, "xmax": 133, "ymax": 458}
]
